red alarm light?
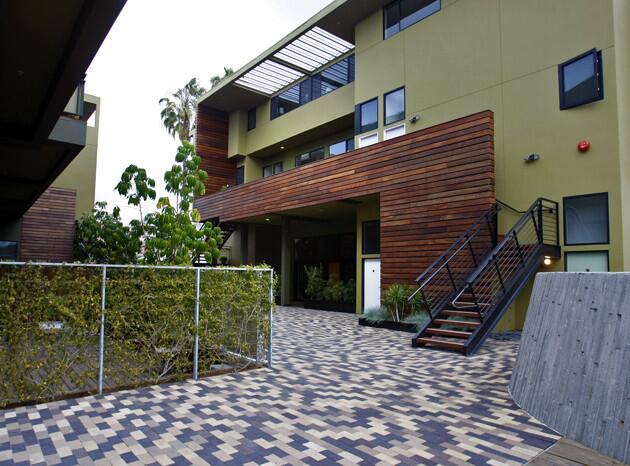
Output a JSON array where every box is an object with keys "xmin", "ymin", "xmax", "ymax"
[{"xmin": 578, "ymin": 140, "xmax": 590, "ymax": 153}]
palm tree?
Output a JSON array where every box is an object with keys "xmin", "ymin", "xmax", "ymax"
[
  {"xmin": 159, "ymin": 78, "xmax": 206, "ymax": 143},
  {"xmin": 210, "ymin": 67, "xmax": 234, "ymax": 89}
]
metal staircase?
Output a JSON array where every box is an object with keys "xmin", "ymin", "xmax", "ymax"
[
  {"xmin": 192, "ymin": 220, "xmax": 238, "ymax": 266},
  {"xmin": 410, "ymin": 198, "xmax": 560, "ymax": 355}
]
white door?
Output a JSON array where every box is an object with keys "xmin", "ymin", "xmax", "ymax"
[{"xmin": 363, "ymin": 259, "xmax": 381, "ymax": 311}]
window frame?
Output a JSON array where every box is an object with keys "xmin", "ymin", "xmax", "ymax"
[
  {"xmin": 273, "ymin": 162, "xmax": 283, "ymax": 175},
  {"xmin": 384, "ymin": 86, "xmax": 406, "ymax": 126},
  {"xmin": 262, "ymin": 165, "xmax": 273, "ymax": 178},
  {"xmin": 358, "ymin": 132, "xmax": 379, "ymax": 148},
  {"xmin": 564, "ymin": 250, "xmax": 610, "ymax": 272},
  {"xmin": 235, "ymin": 166, "xmax": 245, "ymax": 186},
  {"xmin": 558, "ymin": 48, "xmax": 604, "ymax": 110},
  {"xmin": 384, "ymin": 123, "xmax": 406, "ymax": 141},
  {"xmin": 295, "ymin": 147, "xmax": 325, "ymax": 167},
  {"xmin": 563, "ymin": 192, "xmax": 610, "ymax": 246},
  {"xmin": 362, "ymin": 220, "xmax": 381, "ymax": 255},
  {"xmin": 356, "ymin": 97, "xmax": 379, "ymax": 135},
  {"xmin": 0, "ymin": 240, "xmax": 19, "ymax": 260},
  {"xmin": 329, "ymin": 137, "xmax": 355, "ymax": 156},
  {"xmin": 247, "ymin": 107, "xmax": 256, "ymax": 131},
  {"xmin": 383, "ymin": 0, "xmax": 441, "ymax": 40}
]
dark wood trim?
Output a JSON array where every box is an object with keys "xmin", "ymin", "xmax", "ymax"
[{"xmin": 195, "ymin": 106, "xmax": 236, "ymax": 194}]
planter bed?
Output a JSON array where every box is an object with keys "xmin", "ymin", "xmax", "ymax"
[
  {"xmin": 358, "ymin": 317, "xmax": 419, "ymax": 333},
  {"xmin": 304, "ymin": 300, "xmax": 355, "ymax": 313}
]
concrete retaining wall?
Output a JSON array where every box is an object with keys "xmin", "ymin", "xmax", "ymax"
[{"xmin": 510, "ymin": 273, "xmax": 630, "ymax": 464}]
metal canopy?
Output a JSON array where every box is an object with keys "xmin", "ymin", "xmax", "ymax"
[{"xmin": 234, "ymin": 26, "xmax": 354, "ymax": 96}]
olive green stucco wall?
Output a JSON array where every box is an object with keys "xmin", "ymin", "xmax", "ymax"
[{"xmin": 52, "ymin": 94, "xmax": 100, "ymax": 219}]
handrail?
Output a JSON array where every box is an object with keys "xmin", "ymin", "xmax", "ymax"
[{"xmin": 496, "ymin": 199, "xmax": 526, "ymax": 214}]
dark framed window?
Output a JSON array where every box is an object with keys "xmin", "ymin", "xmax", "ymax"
[
  {"xmin": 273, "ymin": 162, "xmax": 283, "ymax": 175},
  {"xmin": 235, "ymin": 166, "xmax": 244, "ymax": 185},
  {"xmin": 295, "ymin": 148, "xmax": 324, "ymax": 167},
  {"xmin": 355, "ymin": 98, "xmax": 378, "ymax": 134},
  {"xmin": 247, "ymin": 108, "xmax": 256, "ymax": 131},
  {"xmin": 0, "ymin": 240, "xmax": 18, "ymax": 260},
  {"xmin": 262, "ymin": 165, "xmax": 273, "ymax": 178},
  {"xmin": 559, "ymin": 49, "xmax": 603, "ymax": 110},
  {"xmin": 563, "ymin": 193, "xmax": 609, "ymax": 245},
  {"xmin": 384, "ymin": 87, "xmax": 405, "ymax": 125},
  {"xmin": 384, "ymin": 0, "xmax": 441, "ymax": 39},
  {"xmin": 329, "ymin": 138, "xmax": 355, "ymax": 156},
  {"xmin": 271, "ymin": 55, "xmax": 355, "ymax": 119},
  {"xmin": 565, "ymin": 251, "xmax": 609, "ymax": 272},
  {"xmin": 362, "ymin": 221, "xmax": 380, "ymax": 255}
]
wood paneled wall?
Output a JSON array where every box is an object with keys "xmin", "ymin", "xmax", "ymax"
[
  {"xmin": 20, "ymin": 187, "xmax": 76, "ymax": 262},
  {"xmin": 195, "ymin": 105, "xmax": 236, "ymax": 194},
  {"xmin": 195, "ymin": 111, "xmax": 495, "ymax": 286}
]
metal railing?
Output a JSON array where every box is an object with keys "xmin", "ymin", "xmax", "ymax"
[
  {"xmin": 410, "ymin": 205, "xmax": 498, "ymax": 318},
  {"xmin": 452, "ymin": 198, "xmax": 559, "ymax": 317},
  {"xmin": 0, "ymin": 262, "xmax": 274, "ymax": 408}
]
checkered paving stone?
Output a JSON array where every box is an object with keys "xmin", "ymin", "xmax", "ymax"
[{"xmin": 0, "ymin": 306, "xmax": 559, "ymax": 465}]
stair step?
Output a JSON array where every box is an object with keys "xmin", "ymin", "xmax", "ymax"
[
  {"xmin": 441, "ymin": 310, "xmax": 480, "ymax": 318},
  {"xmin": 433, "ymin": 319, "xmax": 480, "ymax": 328},
  {"xmin": 426, "ymin": 328, "xmax": 472, "ymax": 338},
  {"xmin": 416, "ymin": 337, "xmax": 465, "ymax": 350}
]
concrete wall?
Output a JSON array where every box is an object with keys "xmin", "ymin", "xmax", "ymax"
[{"xmin": 510, "ymin": 272, "xmax": 630, "ymax": 464}]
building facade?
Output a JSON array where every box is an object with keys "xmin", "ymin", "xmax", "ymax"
[{"xmin": 193, "ymin": 0, "xmax": 629, "ymax": 337}]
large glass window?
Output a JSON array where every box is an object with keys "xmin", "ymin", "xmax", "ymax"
[
  {"xmin": 262, "ymin": 165, "xmax": 273, "ymax": 178},
  {"xmin": 296, "ymin": 148, "xmax": 325, "ymax": 167},
  {"xmin": 247, "ymin": 108, "xmax": 256, "ymax": 131},
  {"xmin": 271, "ymin": 55, "xmax": 355, "ymax": 119},
  {"xmin": 0, "ymin": 241, "xmax": 18, "ymax": 260},
  {"xmin": 564, "ymin": 193, "xmax": 609, "ymax": 245},
  {"xmin": 559, "ymin": 49, "xmax": 603, "ymax": 110},
  {"xmin": 356, "ymin": 98, "xmax": 378, "ymax": 134},
  {"xmin": 384, "ymin": 0, "xmax": 440, "ymax": 39},
  {"xmin": 565, "ymin": 251, "xmax": 609, "ymax": 272},
  {"xmin": 362, "ymin": 221, "xmax": 380, "ymax": 254},
  {"xmin": 329, "ymin": 138, "xmax": 355, "ymax": 156},
  {"xmin": 273, "ymin": 162, "xmax": 283, "ymax": 175},
  {"xmin": 235, "ymin": 166, "xmax": 244, "ymax": 186},
  {"xmin": 384, "ymin": 87, "xmax": 405, "ymax": 125}
]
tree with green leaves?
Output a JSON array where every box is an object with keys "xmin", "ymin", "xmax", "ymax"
[
  {"xmin": 210, "ymin": 67, "xmax": 234, "ymax": 89},
  {"xmin": 159, "ymin": 77, "xmax": 206, "ymax": 143}
]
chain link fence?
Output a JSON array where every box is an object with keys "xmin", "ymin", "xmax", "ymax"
[{"xmin": 0, "ymin": 263, "xmax": 273, "ymax": 408}]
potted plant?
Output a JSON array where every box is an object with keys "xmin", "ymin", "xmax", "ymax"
[
  {"xmin": 303, "ymin": 265, "xmax": 355, "ymax": 312},
  {"xmin": 359, "ymin": 284, "xmax": 430, "ymax": 332}
]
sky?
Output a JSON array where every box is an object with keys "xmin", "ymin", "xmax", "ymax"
[{"xmin": 86, "ymin": 0, "xmax": 333, "ymax": 222}]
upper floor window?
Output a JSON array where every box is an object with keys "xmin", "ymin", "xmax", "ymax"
[
  {"xmin": 247, "ymin": 108, "xmax": 256, "ymax": 131},
  {"xmin": 384, "ymin": 87, "xmax": 405, "ymax": 125},
  {"xmin": 296, "ymin": 148, "xmax": 324, "ymax": 167},
  {"xmin": 329, "ymin": 138, "xmax": 355, "ymax": 156},
  {"xmin": 356, "ymin": 98, "xmax": 378, "ymax": 134},
  {"xmin": 563, "ymin": 193, "xmax": 609, "ymax": 245},
  {"xmin": 559, "ymin": 49, "xmax": 603, "ymax": 110},
  {"xmin": 0, "ymin": 240, "xmax": 18, "ymax": 260},
  {"xmin": 271, "ymin": 55, "xmax": 355, "ymax": 119},
  {"xmin": 235, "ymin": 166, "xmax": 245, "ymax": 186},
  {"xmin": 263, "ymin": 162, "xmax": 284, "ymax": 178},
  {"xmin": 384, "ymin": 0, "xmax": 441, "ymax": 39}
]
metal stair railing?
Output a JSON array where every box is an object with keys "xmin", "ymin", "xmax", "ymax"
[
  {"xmin": 452, "ymin": 198, "xmax": 559, "ymax": 318},
  {"xmin": 409, "ymin": 205, "xmax": 499, "ymax": 319}
]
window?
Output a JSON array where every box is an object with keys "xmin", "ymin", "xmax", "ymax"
[
  {"xmin": 247, "ymin": 108, "xmax": 256, "ymax": 131},
  {"xmin": 384, "ymin": 123, "xmax": 405, "ymax": 141},
  {"xmin": 271, "ymin": 55, "xmax": 355, "ymax": 119},
  {"xmin": 565, "ymin": 251, "xmax": 609, "ymax": 272},
  {"xmin": 262, "ymin": 165, "xmax": 273, "ymax": 178},
  {"xmin": 295, "ymin": 148, "xmax": 325, "ymax": 167},
  {"xmin": 564, "ymin": 193, "xmax": 609, "ymax": 245},
  {"xmin": 356, "ymin": 98, "xmax": 378, "ymax": 134},
  {"xmin": 273, "ymin": 162, "xmax": 283, "ymax": 175},
  {"xmin": 385, "ymin": 87, "xmax": 405, "ymax": 125},
  {"xmin": 559, "ymin": 49, "xmax": 603, "ymax": 110},
  {"xmin": 329, "ymin": 138, "xmax": 355, "ymax": 156},
  {"xmin": 235, "ymin": 166, "xmax": 244, "ymax": 185},
  {"xmin": 384, "ymin": 0, "xmax": 441, "ymax": 39},
  {"xmin": 359, "ymin": 133, "xmax": 379, "ymax": 148},
  {"xmin": 362, "ymin": 221, "xmax": 380, "ymax": 254},
  {"xmin": 0, "ymin": 241, "xmax": 18, "ymax": 260}
]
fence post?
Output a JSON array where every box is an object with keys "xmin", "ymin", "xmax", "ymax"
[
  {"xmin": 98, "ymin": 265, "xmax": 107, "ymax": 395},
  {"xmin": 193, "ymin": 268, "xmax": 200, "ymax": 381},
  {"xmin": 268, "ymin": 269, "xmax": 273, "ymax": 368}
]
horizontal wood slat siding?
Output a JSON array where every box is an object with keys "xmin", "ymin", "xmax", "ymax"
[
  {"xmin": 20, "ymin": 187, "xmax": 76, "ymax": 262},
  {"xmin": 196, "ymin": 106, "xmax": 236, "ymax": 194},
  {"xmin": 195, "ymin": 111, "xmax": 495, "ymax": 286}
]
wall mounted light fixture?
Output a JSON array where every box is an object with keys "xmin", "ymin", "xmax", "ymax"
[
  {"xmin": 524, "ymin": 153, "xmax": 540, "ymax": 163},
  {"xmin": 409, "ymin": 114, "xmax": 420, "ymax": 124}
]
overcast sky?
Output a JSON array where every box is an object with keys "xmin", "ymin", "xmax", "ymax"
[{"xmin": 86, "ymin": 0, "xmax": 333, "ymax": 222}]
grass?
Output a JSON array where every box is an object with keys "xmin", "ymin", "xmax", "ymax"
[{"xmin": 362, "ymin": 307, "xmax": 430, "ymax": 328}]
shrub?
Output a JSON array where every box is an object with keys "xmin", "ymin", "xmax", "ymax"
[
  {"xmin": 304, "ymin": 265, "xmax": 325, "ymax": 300},
  {"xmin": 381, "ymin": 284, "xmax": 429, "ymax": 322}
]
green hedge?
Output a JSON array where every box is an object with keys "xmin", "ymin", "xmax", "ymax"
[{"xmin": 0, "ymin": 265, "xmax": 273, "ymax": 408}]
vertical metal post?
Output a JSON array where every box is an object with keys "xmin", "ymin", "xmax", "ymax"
[
  {"xmin": 98, "ymin": 266, "xmax": 106, "ymax": 395},
  {"xmin": 193, "ymin": 268, "xmax": 200, "ymax": 381},
  {"xmin": 268, "ymin": 269, "xmax": 273, "ymax": 368}
]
